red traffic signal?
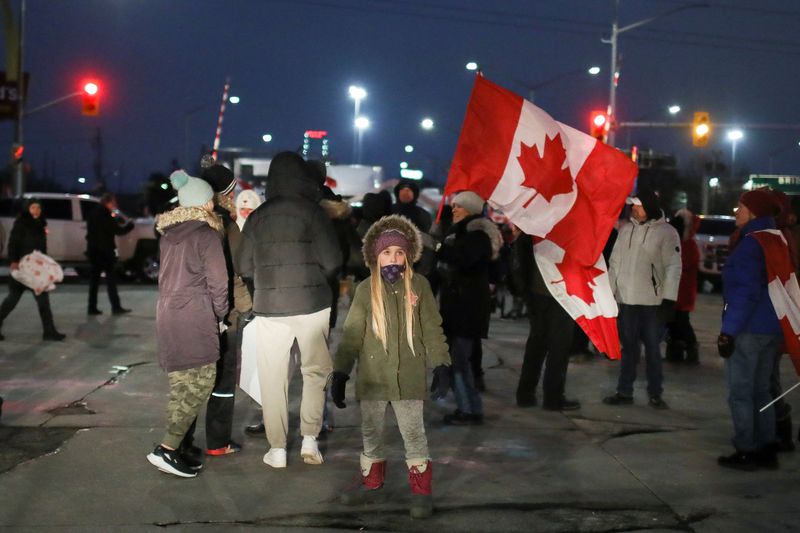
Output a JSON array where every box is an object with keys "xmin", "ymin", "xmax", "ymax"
[
  {"xmin": 82, "ymin": 81, "xmax": 99, "ymax": 116},
  {"xmin": 589, "ymin": 110, "xmax": 609, "ymax": 142}
]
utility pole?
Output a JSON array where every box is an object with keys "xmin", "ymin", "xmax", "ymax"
[
  {"xmin": 603, "ymin": 1, "xmax": 707, "ymax": 147},
  {"xmin": 13, "ymin": 0, "xmax": 24, "ymax": 197},
  {"xmin": 92, "ymin": 127, "xmax": 105, "ymax": 191}
]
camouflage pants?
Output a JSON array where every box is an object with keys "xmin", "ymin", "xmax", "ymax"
[{"xmin": 162, "ymin": 363, "xmax": 216, "ymax": 449}]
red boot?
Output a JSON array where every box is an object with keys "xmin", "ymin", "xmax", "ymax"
[
  {"xmin": 340, "ymin": 454, "xmax": 385, "ymax": 505},
  {"xmin": 408, "ymin": 460, "xmax": 433, "ymax": 518}
]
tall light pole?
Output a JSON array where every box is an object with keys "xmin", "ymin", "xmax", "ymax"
[
  {"xmin": 727, "ymin": 129, "xmax": 743, "ymax": 180},
  {"xmin": 349, "ymin": 85, "xmax": 366, "ymax": 163},
  {"xmin": 354, "ymin": 115, "xmax": 369, "ymax": 164},
  {"xmin": 603, "ymin": 1, "xmax": 708, "ymax": 147}
]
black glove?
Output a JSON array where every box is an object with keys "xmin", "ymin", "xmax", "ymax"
[
  {"xmin": 329, "ymin": 371, "xmax": 349, "ymax": 408},
  {"xmin": 659, "ymin": 299, "xmax": 676, "ymax": 323},
  {"xmin": 717, "ymin": 333, "xmax": 735, "ymax": 359},
  {"xmin": 432, "ymin": 365, "xmax": 451, "ymax": 400}
]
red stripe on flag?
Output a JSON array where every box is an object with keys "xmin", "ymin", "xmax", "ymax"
[
  {"xmin": 444, "ymin": 75, "xmax": 523, "ymax": 200},
  {"xmin": 576, "ymin": 314, "xmax": 621, "ymax": 360}
]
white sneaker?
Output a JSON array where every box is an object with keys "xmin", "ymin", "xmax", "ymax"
[
  {"xmin": 300, "ymin": 435, "xmax": 324, "ymax": 465},
  {"xmin": 263, "ymin": 448, "xmax": 287, "ymax": 468}
]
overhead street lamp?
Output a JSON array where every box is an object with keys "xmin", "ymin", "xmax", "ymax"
[
  {"xmin": 349, "ymin": 85, "xmax": 367, "ymax": 163},
  {"xmin": 603, "ymin": 1, "xmax": 708, "ymax": 147},
  {"xmin": 404, "ymin": 145, "xmax": 414, "ymax": 153},
  {"xmin": 668, "ymin": 105, "xmax": 681, "ymax": 115},
  {"xmin": 420, "ymin": 117, "xmax": 435, "ymax": 130},
  {"xmin": 464, "ymin": 61, "xmax": 600, "ymax": 103},
  {"xmin": 262, "ymin": 133, "xmax": 272, "ymax": 143},
  {"xmin": 727, "ymin": 129, "xmax": 744, "ymax": 179}
]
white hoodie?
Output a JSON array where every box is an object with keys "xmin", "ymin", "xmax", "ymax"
[{"xmin": 234, "ymin": 190, "xmax": 263, "ymax": 231}]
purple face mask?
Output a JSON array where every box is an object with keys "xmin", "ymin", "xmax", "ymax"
[{"xmin": 380, "ymin": 263, "xmax": 406, "ymax": 284}]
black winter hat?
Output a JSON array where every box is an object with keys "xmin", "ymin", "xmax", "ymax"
[
  {"xmin": 633, "ymin": 187, "xmax": 662, "ymax": 220},
  {"xmin": 199, "ymin": 155, "xmax": 236, "ymax": 195}
]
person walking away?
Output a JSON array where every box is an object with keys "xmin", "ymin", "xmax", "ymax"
[
  {"xmin": 0, "ymin": 198, "xmax": 65, "ymax": 341},
  {"xmin": 717, "ymin": 189, "xmax": 786, "ymax": 470},
  {"xmin": 603, "ymin": 188, "xmax": 681, "ymax": 409},
  {"xmin": 513, "ymin": 231, "xmax": 580, "ymax": 411},
  {"xmin": 147, "ymin": 170, "xmax": 228, "ymax": 478},
  {"xmin": 330, "ymin": 214, "xmax": 450, "ymax": 519},
  {"xmin": 238, "ymin": 151, "xmax": 342, "ymax": 468},
  {"xmin": 436, "ymin": 191, "xmax": 501, "ymax": 425},
  {"xmin": 665, "ymin": 208, "xmax": 701, "ymax": 364},
  {"xmin": 86, "ymin": 193, "xmax": 134, "ymax": 315}
]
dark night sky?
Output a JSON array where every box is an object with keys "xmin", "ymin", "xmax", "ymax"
[{"xmin": 1, "ymin": 0, "xmax": 799, "ymax": 194}]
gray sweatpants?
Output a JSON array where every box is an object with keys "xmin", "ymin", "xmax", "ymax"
[{"xmin": 361, "ymin": 400, "xmax": 429, "ymax": 464}]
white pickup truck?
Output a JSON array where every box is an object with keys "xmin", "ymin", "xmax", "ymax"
[{"xmin": 0, "ymin": 193, "xmax": 159, "ymax": 281}]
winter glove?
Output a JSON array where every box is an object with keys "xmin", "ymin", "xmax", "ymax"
[
  {"xmin": 659, "ymin": 299, "xmax": 676, "ymax": 324},
  {"xmin": 329, "ymin": 371, "xmax": 350, "ymax": 409},
  {"xmin": 717, "ymin": 333, "xmax": 735, "ymax": 359},
  {"xmin": 431, "ymin": 365, "xmax": 451, "ymax": 400}
]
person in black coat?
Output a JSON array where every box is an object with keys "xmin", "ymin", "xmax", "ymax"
[
  {"xmin": 436, "ymin": 191, "xmax": 500, "ymax": 425},
  {"xmin": 85, "ymin": 193, "xmax": 134, "ymax": 315},
  {"xmin": 0, "ymin": 198, "xmax": 65, "ymax": 341}
]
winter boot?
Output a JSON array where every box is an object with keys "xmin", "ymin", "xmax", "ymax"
[
  {"xmin": 665, "ymin": 340, "xmax": 685, "ymax": 362},
  {"xmin": 407, "ymin": 459, "xmax": 433, "ymax": 519},
  {"xmin": 685, "ymin": 343, "xmax": 700, "ymax": 365},
  {"xmin": 340, "ymin": 454, "xmax": 386, "ymax": 506}
]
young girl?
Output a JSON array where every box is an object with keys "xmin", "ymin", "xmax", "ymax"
[{"xmin": 331, "ymin": 214, "xmax": 450, "ymax": 519}]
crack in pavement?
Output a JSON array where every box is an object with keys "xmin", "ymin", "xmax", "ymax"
[{"xmin": 151, "ymin": 502, "xmax": 714, "ymax": 532}]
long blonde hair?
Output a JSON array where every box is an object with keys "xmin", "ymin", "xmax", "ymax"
[{"xmin": 369, "ymin": 256, "xmax": 417, "ymax": 356}]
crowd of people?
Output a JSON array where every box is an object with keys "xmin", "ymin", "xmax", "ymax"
[{"xmin": 0, "ymin": 151, "xmax": 797, "ymax": 518}]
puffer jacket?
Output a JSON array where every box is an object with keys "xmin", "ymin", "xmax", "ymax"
[
  {"xmin": 8, "ymin": 211, "xmax": 47, "ymax": 262},
  {"xmin": 437, "ymin": 214, "xmax": 502, "ymax": 338},
  {"xmin": 237, "ymin": 152, "xmax": 342, "ymax": 316},
  {"xmin": 155, "ymin": 207, "xmax": 228, "ymax": 372},
  {"xmin": 335, "ymin": 274, "xmax": 450, "ymax": 401},
  {"xmin": 721, "ymin": 216, "xmax": 782, "ymax": 337},
  {"xmin": 609, "ymin": 214, "xmax": 682, "ymax": 306}
]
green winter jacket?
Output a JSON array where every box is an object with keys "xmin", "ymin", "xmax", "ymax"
[{"xmin": 334, "ymin": 274, "xmax": 450, "ymax": 401}]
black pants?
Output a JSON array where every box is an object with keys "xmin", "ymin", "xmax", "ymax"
[
  {"xmin": 182, "ymin": 327, "xmax": 239, "ymax": 451},
  {"xmin": 667, "ymin": 310, "xmax": 697, "ymax": 347},
  {"xmin": 0, "ymin": 278, "xmax": 57, "ymax": 334},
  {"xmin": 516, "ymin": 293, "xmax": 574, "ymax": 407},
  {"xmin": 88, "ymin": 257, "xmax": 121, "ymax": 311}
]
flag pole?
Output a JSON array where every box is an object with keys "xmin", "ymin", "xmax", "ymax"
[{"xmin": 760, "ymin": 381, "xmax": 800, "ymax": 412}]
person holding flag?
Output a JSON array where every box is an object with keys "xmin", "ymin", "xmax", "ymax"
[{"xmin": 716, "ymin": 189, "xmax": 793, "ymax": 471}]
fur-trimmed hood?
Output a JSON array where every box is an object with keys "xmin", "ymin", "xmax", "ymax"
[
  {"xmin": 466, "ymin": 217, "xmax": 502, "ymax": 260},
  {"xmin": 320, "ymin": 198, "xmax": 352, "ymax": 220},
  {"xmin": 362, "ymin": 214, "xmax": 423, "ymax": 267},
  {"xmin": 155, "ymin": 206, "xmax": 224, "ymax": 235}
]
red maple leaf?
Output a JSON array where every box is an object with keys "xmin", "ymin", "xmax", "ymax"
[
  {"xmin": 553, "ymin": 253, "xmax": 605, "ymax": 305},
  {"xmin": 517, "ymin": 133, "xmax": 574, "ymax": 207}
]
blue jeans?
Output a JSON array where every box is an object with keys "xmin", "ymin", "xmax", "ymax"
[
  {"xmin": 449, "ymin": 336, "xmax": 483, "ymax": 416},
  {"xmin": 725, "ymin": 332, "xmax": 780, "ymax": 452},
  {"xmin": 616, "ymin": 304, "xmax": 663, "ymax": 398}
]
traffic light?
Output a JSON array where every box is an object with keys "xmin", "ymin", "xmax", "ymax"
[
  {"xmin": 692, "ymin": 111, "xmax": 711, "ymax": 147},
  {"xmin": 82, "ymin": 81, "xmax": 99, "ymax": 116},
  {"xmin": 10, "ymin": 143, "xmax": 23, "ymax": 164},
  {"xmin": 589, "ymin": 110, "xmax": 609, "ymax": 142}
]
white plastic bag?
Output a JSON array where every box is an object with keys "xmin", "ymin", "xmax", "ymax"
[{"xmin": 11, "ymin": 251, "xmax": 64, "ymax": 294}]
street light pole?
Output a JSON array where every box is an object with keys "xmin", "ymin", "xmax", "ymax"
[
  {"xmin": 603, "ymin": 0, "xmax": 708, "ymax": 147},
  {"xmin": 13, "ymin": 0, "xmax": 25, "ymax": 197}
]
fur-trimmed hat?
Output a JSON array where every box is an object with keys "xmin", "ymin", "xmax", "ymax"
[{"xmin": 362, "ymin": 214, "xmax": 422, "ymax": 267}]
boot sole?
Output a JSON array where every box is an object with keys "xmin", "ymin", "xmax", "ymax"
[
  {"xmin": 301, "ymin": 449, "xmax": 324, "ymax": 465},
  {"xmin": 147, "ymin": 453, "xmax": 197, "ymax": 478}
]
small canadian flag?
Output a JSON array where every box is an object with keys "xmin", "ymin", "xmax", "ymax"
[{"xmin": 444, "ymin": 75, "xmax": 638, "ymax": 359}]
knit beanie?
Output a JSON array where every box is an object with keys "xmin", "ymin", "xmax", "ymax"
[
  {"xmin": 199, "ymin": 156, "xmax": 236, "ymax": 195},
  {"xmin": 452, "ymin": 190, "xmax": 485, "ymax": 215},
  {"xmin": 740, "ymin": 188, "xmax": 781, "ymax": 218},
  {"xmin": 170, "ymin": 170, "xmax": 214, "ymax": 208},
  {"xmin": 373, "ymin": 229, "xmax": 411, "ymax": 258}
]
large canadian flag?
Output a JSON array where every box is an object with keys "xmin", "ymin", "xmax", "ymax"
[
  {"xmin": 444, "ymin": 75, "xmax": 638, "ymax": 359},
  {"xmin": 751, "ymin": 229, "xmax": 800, "ymax": 374}
]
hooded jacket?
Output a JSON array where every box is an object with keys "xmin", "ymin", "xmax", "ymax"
[
  {"xmin": 155, "ymin": 207, "xmax": 228, "ymax": 372},
  {"xmin": 85, "ymin": 203, "xmax": 134, "ymax": 262},
  {"xmin": 237, "ymin": 152, "xmax": 342, "ymax": 316},
  {"xmin": 335, "ymin": 215, "xmax": 450, "ymax": 401},
  {"xmin": 8, "ymin": 208, "xmax": 47, "ymax": 262},
  {"xmin": 609, "ymin": 212, "xmax": 682, "ymax": 306},
  {"xmin": 721, "ymin": 216, "xmax": 782, "ymax": 337},
  {"xmin": 437, "ymin": 213, "xmax": 502, "ymax": 338}
]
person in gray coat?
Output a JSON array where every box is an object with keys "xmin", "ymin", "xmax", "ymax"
[
  {"xmin": 146, "ymin": 170, "xmax": 229, "ymax": 479},
  {"xmin": 603, "ymin": 188, "xmax": 682, "ymax": 409},
  {"xmin": 238, "ymin": 151, "xmax": 342, "ymax": 468}
]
